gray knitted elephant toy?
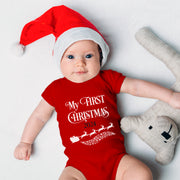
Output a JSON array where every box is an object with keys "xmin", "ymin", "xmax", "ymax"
[{"xmin": 121, "ymin": 27, "xmax": 180, "ymax": 165}]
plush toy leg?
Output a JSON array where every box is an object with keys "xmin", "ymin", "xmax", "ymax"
[{"xmin": 135, "ymin": 27, "xmax": 180, "ymax": 80}]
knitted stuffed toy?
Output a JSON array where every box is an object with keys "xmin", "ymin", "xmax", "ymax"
[{"xmin": 121, "ymin": 27, "xmax": 180, "ymax": 165}]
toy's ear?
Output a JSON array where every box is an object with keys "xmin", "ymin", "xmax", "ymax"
[{"xmin": 121, "ymin": 116, "xmax": 142, "ymax": 133}]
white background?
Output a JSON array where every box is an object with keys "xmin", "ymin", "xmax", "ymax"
[{"xmin": 1, "ymin": 0, "xmax": 180, "ymax": 179}]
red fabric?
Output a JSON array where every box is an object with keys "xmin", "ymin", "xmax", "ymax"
[
  {"xmin": 20, "ymin": 5, "xmax": 102, "ymax": 45},
  {"xmin": 42, "ymin": 70, "xmax": 126, "ymax": 180}
]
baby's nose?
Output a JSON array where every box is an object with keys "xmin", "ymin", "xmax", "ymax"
[{"xmin": 76, "ymin": 58, "xmax": 86, "ymax": 66}]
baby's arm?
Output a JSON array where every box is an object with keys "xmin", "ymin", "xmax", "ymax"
[
  {"xmin": 14, "ymin": 98, "xmax": 54, "ymax": 160},
  {"xmin": 121, "ymin": 77, "xmax": 180, "ymax": 109}
]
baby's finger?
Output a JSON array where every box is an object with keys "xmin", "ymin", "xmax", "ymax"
[
  {"xmin": 14, "ymin": 149, "xmax": 22, "ymax": 160},
  {"xmin": 26, "ymin": 149, "xmax": 31, "ymax": 160},
  {"xmin": 20, "ymin": 150, "xmax": 27, "ymax": 160},
  {"xmin": 15, "ymin": 152, "xmax": 22, "ymax": 160}
]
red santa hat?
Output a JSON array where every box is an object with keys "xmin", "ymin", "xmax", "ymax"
[{"xmin": 15, "ymin": 5, "xmax": 109, "ymax": 67}]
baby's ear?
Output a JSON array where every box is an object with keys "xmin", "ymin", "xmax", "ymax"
[{"xmin": 121, "ymin": 116, "xmax": 142, "ymax": 133}]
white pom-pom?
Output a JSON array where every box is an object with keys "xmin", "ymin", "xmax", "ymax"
[{"xmin": 11, "ymin": 42, "xmax": 26, "ymax": 57}]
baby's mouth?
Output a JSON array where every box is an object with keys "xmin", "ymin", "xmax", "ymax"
[{"xmin": 75, "ymin": 71, "xmax": 88, "ymax": 74}]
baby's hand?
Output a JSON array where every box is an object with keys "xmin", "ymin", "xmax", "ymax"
[
  {"xmin": 14, "ymin": 142, "xmax": 32, "ymax": 160},
  {"xmin": 169, "ymin": 92, "xmax": 180, "ymax": 109}
]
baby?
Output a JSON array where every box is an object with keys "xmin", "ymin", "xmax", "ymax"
[{"xmin": 14, "ymin": 5, "xmax": 180, "ymax": 180}]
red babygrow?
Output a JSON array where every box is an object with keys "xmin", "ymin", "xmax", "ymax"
[{"xmin": 42, "ymin": 70, "xmax": 127, "ymax": 180}]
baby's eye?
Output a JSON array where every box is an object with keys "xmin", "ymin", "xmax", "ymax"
[
  {"xmin": 86, "ymin": 54, "xmax": 93, "ymax": 59},
  {"xmin": 67, "ymin": 55, "xmax": 74, "ymax": 59}
]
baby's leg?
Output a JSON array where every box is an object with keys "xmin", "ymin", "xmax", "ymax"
[
  {"xmin": 115, "ymin": 155, "xmax": 153, "ymax": 180},
  {"xmin": 59, "ymin": 166, "xmax": 87, "ymax": 180}
]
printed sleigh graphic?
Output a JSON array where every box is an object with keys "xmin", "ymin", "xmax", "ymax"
[{"xmin": 70, "ymin": 123, "xmax": 115, "ymax": 146}]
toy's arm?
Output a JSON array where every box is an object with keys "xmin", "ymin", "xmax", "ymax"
[
  {"xmin": 121, "ymin": 77, "xmax": 180, "ymax": 109},
  {"xmin": 14, "ymin": 99, "xmax": 54, "ymax": 160}
]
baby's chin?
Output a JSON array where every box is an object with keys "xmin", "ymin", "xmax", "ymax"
[{"xmin": 66, "ymin": 72, "xmax": 98, "ymax": 83}]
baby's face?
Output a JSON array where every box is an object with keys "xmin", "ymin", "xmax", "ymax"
[{"xmin": 61, "ymin": 40, "xmax": 101, "ymax": 83}]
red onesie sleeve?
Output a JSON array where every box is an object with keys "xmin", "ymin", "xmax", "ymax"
[
  {"xmin": 41, "ymin": 80, "xmax": 59, "ymax": 107},
  {"xmin": 101, "ymin": 70, "xmax": 126, "ymax": 94}
]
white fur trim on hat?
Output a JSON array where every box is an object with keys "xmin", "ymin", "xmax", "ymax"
[
  {"xmin": 53, "ymin": 27, "xmax": 109, "ymax": 68},
  {"xmin": 11, "ymin": 42, "xmax": 26, "ymax": 57}
]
